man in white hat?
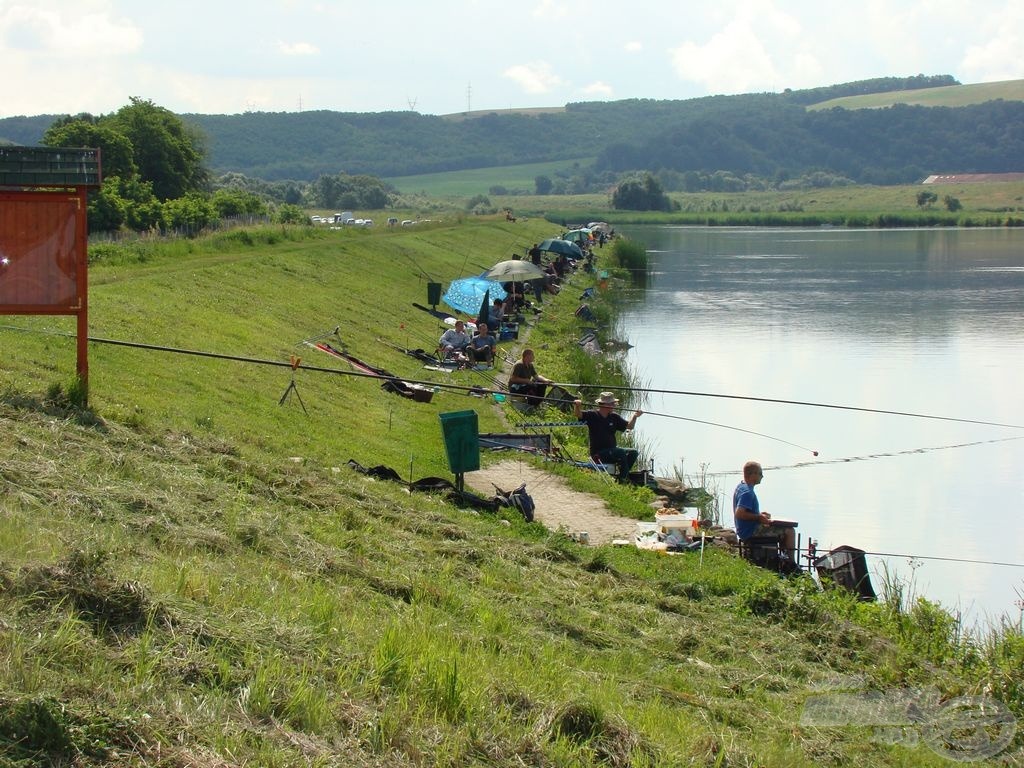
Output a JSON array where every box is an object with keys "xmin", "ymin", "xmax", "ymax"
[{"xmin": 573, "ymin": 392, "xmax": 643, "ymax": 481}]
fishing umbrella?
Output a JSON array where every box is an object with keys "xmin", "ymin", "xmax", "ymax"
[
  {"xmin": 476, "ymin": 289, "xmax": 491, "ymax": 328},
  {"xmin": 442, "ymin": 275, "xmax": 507, "ymax": 316},
  {"xmin": 538, "ymin": 238, "xmax": 584, "ymax": 258},
  {"xmin": 561, "ymin": 228, "xmax": 592, "ymax": 244},
  {"xmin": 482, "ymin": 259, "xmax": 546, "ymax": 281},
  {"xmin": 587, "ymin": 221, "xmax": 612, "ymax": 234}
]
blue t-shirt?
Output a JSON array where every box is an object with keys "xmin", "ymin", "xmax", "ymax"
[
  {"xmin": 733, "ymin": 482, "xmax": 760, "ymax": 540},
  {"xmin": 469, "ymin": 333, "xmax": 495, "ymax": 353}
]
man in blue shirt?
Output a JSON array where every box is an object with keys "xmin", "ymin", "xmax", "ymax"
[
  {"xmin": 467, "ymin": 322, "xmax": 496, "ymax": 366},
  {"xmin": 733, "ymin": 460, "xmax": 795, "ymax": 560},
  {"xmin": 573, "ymin": 392, "xmax": 643, "ymax": 482}
]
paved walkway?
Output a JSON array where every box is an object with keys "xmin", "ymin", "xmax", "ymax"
[{"xmin": 463, "ymin": 459, "xmax": 637, "ymax": 545}]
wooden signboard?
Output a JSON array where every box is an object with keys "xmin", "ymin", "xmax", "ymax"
[
  {"xmin": 1, "ymin": 147, "xmax": 100, "ymax": 398},
  {"xmin": 0, "ymin": 190, "xmax": 86, "ymax": 312}
]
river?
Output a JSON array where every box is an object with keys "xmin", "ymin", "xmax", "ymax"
[{"xmin": 614, "ymin": 226, "xmax": 1024, "ymax": 628}]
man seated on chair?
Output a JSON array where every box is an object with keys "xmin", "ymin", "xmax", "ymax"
[
  {"xmin": 573, "ymin": 392, "xmax": 643, "ymax": 482},
  {"xmin": 437, "ymin": 320, "xmax": 470, "ymax": 360},
  {"xmin": 733, "ymin": 460, "xmax": 796, "ymax": 562},
  {"xmin": 467, "ymin": 322, "xmax": 496, "ymax": 366},
  {"xmin": 508, "ymin": 348, "xmax": 550, "ymax": 406}
]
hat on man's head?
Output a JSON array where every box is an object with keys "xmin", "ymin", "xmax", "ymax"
[{"xmin": 595, "ymin": 392, "xmax": 618, "ymax": 406}]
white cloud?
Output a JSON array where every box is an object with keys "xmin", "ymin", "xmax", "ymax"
[
  {"xmin": 670, "ymin": 26, "xmax": 780, "ymax": 94},
  {"xmin": 624, "ymin": 40, "xmax": 643, "ymax": 53},
  {"xmin": 959, "ymin": 5, "xmax": 1024, "ymax": 82},
  {"xmin": 277, "ymin": 40, "xmax": 319, "ymax": 56},
  {"xmin": 581, "ymin": 80, "xmax": 613, "ymax": 97},
  {"xmin": 667, "ymin": 0, "xmax": 821, "ymax": 93},
  {"xmin": 531, "ymin": 0, "xmax": 570, "ymax": 20},
  {"xmin": 0, "ymin": 3, "xmax": 141, "ymax": 57},
  {"xmin": 503, "ymin": 62, "xmax": 566, "ymax": 94}
]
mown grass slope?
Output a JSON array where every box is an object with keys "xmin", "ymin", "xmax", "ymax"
[{"xmin": 1, "ymin": 217, "xmax": 1020, "ymax": 766}]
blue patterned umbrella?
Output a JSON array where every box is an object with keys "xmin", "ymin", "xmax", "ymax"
[{"xmin": 442, "ymin": 275, "xmax": 507, "ymax": 315}]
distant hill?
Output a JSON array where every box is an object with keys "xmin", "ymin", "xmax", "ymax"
[
  {"xmin": 807, "ymin": 79, "xmax": 1024, "ymax": 110},
  {"xmin": 1, "ymin": 75, "xmax": 1021, "ymax": 186}
]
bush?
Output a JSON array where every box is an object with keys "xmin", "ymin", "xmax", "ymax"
[{"xmin": 610, "ymin": 239, "xmax": 648, "ymax": 273}]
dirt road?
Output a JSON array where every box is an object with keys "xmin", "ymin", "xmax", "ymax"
[{"xmin": 463, "ymin": 459, "xmax": 637, "ymax": 545}]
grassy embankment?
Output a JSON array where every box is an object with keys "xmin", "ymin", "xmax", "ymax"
[{"xmin": 2, "ymin": 217, "xmax": 1022, "ymax": 766}]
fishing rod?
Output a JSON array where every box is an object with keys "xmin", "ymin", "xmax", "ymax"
[
  {"xmin": 628, "ymin": 406, "xmax": 818, "ymax": 456},
  {"xmin": 733, "ymin": 434, "xmax": 1024, "ymax": 475},
  {"xmin": 397, "ymin": 249, "xmax": 436, "ymax": 283},
  {"xmin": 299, "ymin": 326, "xmax": 342, "ymax": 346},
  {"xmin": 548, "ymin": 381, "xmax": 1024, "ymax": 431},
  {"xmin": 9, "ymin": 325, "xmax": 982, "ymax": 465},
  {"xmin": 855, "ymin": 550, "xmax": 1024, "ymax": 569}
]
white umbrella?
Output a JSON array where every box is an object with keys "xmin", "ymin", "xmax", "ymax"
[{"xmin": 482, "ymin": 259, "xmax": 546, "ymax": 280}]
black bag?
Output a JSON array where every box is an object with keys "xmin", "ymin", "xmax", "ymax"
[
  {"xmin": 508, "ymin": 483, "xmax": 535, "ymax": 523},
  {"xmin": 493, "ymin": 482, "xmax": 535, "ymax": 522}
]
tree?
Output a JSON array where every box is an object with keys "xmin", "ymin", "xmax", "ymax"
[
  {"xmin": 107, "ymin": 97, "xmax": 209, "ymax": 201},
  {"xmin": 42, "ymin": 119, "xmax": 136, "ymax": 180},
  {"xmin": 943, "ymin": 195, "xmax": 962, "ymax": 212},
  {"xmin": 211, "ymin": 188, "xmax": 267, "ymax": 218},
  {"xmin": 917, "ymin": 190, "xmax": 938, "ymax": 208},
  {"xmin": 307, "ymin": 172, "xmax": 391, "ymax": 209},
  {"xmin": 161, "ymin": 193, "xmax": 216, "ymax": 235},
  {"xmin": 612, "ymin": 173, "xmax": 673, "ymax": 211},
  {"xmin": 275, "ymin": 204, "xmax": 306, "ymax": 224},
  {"xmin": 534, "ymin": 175, "xmax": 553, "ymax": 195}
]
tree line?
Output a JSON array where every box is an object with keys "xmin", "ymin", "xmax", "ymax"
[
  {"xmin": 34, "ymin": 98, "xmax": 399, "ymax": 234},
  {"xmin": 3, "ymin": 74, "xmax": 1021, "ymax": 227},
  {"xmin": 5, "ymin": 75, "xmax": 1020, "ymax": 191}
]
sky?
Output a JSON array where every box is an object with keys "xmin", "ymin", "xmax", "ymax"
[{"xmin": 2, "ymin": 0, "xmax": 1023, "ymax": 118}]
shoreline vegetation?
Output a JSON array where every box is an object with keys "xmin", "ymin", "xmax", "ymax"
[
  {"xmin": 2, "ymin": 215, "xmax": 1022, "ymax": 766},
  {"xmin": 395, "ymin": 179, "xmax": 1024, "ymax": 230}
]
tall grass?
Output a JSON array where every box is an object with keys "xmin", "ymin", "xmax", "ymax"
[{"xmin": 3, "ymin": 218, "xmax": 1022, "ymax": 766}]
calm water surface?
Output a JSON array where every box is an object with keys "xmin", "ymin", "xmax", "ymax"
[{"xmin": 616, "ymin": 227, "xmax": 1024, "ymax": 626}]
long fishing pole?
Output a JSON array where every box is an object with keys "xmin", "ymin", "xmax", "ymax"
[
  {"xmin": 399, "ymin": 251, "xmax": 436, "ymax": 283},
  {"xmin": 550, "ymin": 380, "xmax": 1024, "ymax": 431},
  {"xmin": 4, "ymin": 324, "xmax": 994, "ymax": 461},
  {"xmin": 857, "ymin": 550, "xmax": 1024, "ymax": 569},
  {"xmin": 626, "ymin": 406, "xmax": 819, "ymax": 456}
]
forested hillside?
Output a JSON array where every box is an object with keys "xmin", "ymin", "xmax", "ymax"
[{"xmin": 2, "ymin": 75, "xmax": 1021, "ymax": 185}]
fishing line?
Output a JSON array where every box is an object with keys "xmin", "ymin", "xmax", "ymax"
[
  {"xmin": 12, "ymin": 324, "xmax": 1006, "ymax": 466},
  {"xmin": 617, "ymin": 406, "xmax": 819, "ymax": 455},
  {"xmin": 547, "ymin": 380, "xmax": 1024, "ymax": 431},
  {"xmin": 397, "ymin": 249, "xmax": 435, "ymax": 283},
  {"xmin": 700, "ymin": 435, "xmax": 1024, "ymax": 476},
  {"xmin": 851, "ymin": 551, "xmax": 1024, "ymax": 569}
]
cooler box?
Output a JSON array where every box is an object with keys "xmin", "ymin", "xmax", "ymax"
[{"xmin": 654, "ymin": 512, "xmax": 699, "ymax": 538}]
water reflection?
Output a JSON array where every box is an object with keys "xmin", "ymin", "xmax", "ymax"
[{"xmin": 619, "ymin": 227, "xmax": 1024, "ymax": 626}]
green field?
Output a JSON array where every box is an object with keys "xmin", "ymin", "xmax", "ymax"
[
  {"xmin": 386, "ymin": 157, "xmax": 595, "ymax": 196},
  {"xmin": 807, "ymin": 78, "xmax": 1024, "ymax": 110}
]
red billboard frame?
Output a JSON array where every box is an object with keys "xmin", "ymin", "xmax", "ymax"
[{"xmin": 1, "ymin": 147, "xmax": 100, "ymax": 399}]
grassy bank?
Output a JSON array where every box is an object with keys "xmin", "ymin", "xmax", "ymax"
[
  {"xmin": 2, "ymin": 218, "xmax": 1022, "ymax": 766},
  {"xmin": 383, "ymin": 175, "xmax": 1024, "ymax": 229}
]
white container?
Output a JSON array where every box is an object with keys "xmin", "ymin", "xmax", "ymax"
[{"xmin": 654, "ymin": 512, "xmax": 698, "ymax": 538}]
